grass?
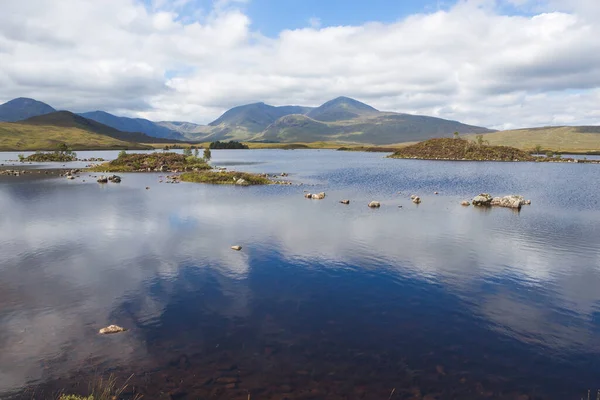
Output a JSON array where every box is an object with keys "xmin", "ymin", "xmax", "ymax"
[
  {"xmin": 0, "ymin": 123, "xmax": 151, "ymax": 151},
  {"xmin": 58, "ymin": 374, "xmax": 140, "ymax": 400},
  {"xmin": 390, "ymin": 138, "xmax": 536, "ymax": 161},
  {"xmin": 89, "ymin": 152, "xmax": 211, "ymax": 172},
  {"xmin": 464, "ymin": 126, "xmax": 600, "ymax": 154},
  {"xmin": 180, "ymin": 170, "xmax": 273, "ymax": 185}
]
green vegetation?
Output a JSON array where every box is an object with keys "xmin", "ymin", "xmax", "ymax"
[
  {"xmin": 203, "ymin": 147, "xmax": 212, "ymax": 161},
  {"xmin": 89, "ymin": 152, "xmax": 211, "ymax": 172},
  {"xmin": 180, "ymin": 170, "xmax": 272, "ymax": 185},
  {"xmin": 390, "ymin": 138, "xmax": 536, "ymax": 161},
  {"xmin": 0, "ymin": 122, "xmax": 150, "ymax": 151},
  {"xmin": 22, "ymin": 143, "xmax": 77, "ymax": 162},
  {"xmin": 209, "ymin": 140, "xmax": 249, "ymax": 149}
]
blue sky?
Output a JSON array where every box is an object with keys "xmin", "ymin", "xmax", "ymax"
[{"xmin": 243, "ymin": 0, "xmax": 444, "ymax": 35}]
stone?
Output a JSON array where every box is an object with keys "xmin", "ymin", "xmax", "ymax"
[
  {"xmin": 146, "ymin": 186, "xmax": 150, "ymax": 190},
  {"xmin": 231, "ymin": 245, "xmax": 242, "ymax": 251},
  {"xmin": 67, "ymin": 175, "xmax": 75, "ymax": 180},
  {"xmin": 524, "ymin": 200, "xmax": 531, "ymax": 205},
  {"xmin": 461, "ymin": 200, "xmax": 471, "ymax": 206},
  {"xmin": 97, "ymin": 176, "xmax": 108, "ymax": 183},
  {"xmin": 340, "ymin": 200, "xmax": 350, "ymax": 204},
  {"xmin": 305, "ymin": 193, "xmax": 312, "ymax": 198},
  {"xmin": 108, "ymin": 175, "xmax": 121, "ymax": 183},
  {"xmin": 434, "ymin": 191, "xmax": 439, "ymax": 195},
  {"xmin": 99, "ymin": 325, "xmax": 126, "ymax": 335},
  {"xmin": 368, "ymin": 201, "xmax": 381, "ymax": 208},
  {"xmin": 472, "ymin": 193, "xmax": 493, "ymax": 206},
  {"xmin": 235, "ymin": 178, "xmax": 249, "ymax": 186},
  {"xmin": 490, "ymin": 195, "xmax": 526, "ymax": 209},
  {"xmin": 309, "ymin": 192, "xmax": 326, "ymax": 200},
  {"xmin": 412, "ymin": 196, "xmax": 421, "ymax": 204}
]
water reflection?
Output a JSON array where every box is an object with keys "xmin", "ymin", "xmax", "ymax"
[{"xmin": 1, "ymin": 150, "xmax": 600, "ymax": 398}]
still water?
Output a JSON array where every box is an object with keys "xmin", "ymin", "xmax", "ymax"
[{"xmin": 1, "ymin": 150, "xmax": 600, "ymax": 399}]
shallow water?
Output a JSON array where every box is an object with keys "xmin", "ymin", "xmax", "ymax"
[{"xmin": 1, "ymin": 150, "xmax": 600, "ymax": 399}]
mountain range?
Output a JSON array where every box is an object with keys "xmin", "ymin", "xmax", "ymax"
[{"xmin": 0, "ymin": 96, "xmax": 493, "ymax": 146}]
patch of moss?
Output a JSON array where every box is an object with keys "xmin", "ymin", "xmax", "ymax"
[
  {"xmin": 180, "ymin": 171, "xmax": 273, "ymax": 185},
  {"xmin": 89, "ymin": 152, "xmax": 211, "ymax": 172}
]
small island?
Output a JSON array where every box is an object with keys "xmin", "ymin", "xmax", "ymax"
[
  {"xmin": 19, "ymin": 144, "xmax": 78, "ymax": 162},
  {"xmin": 89, "ymin": 151, "xmax": 276, "ymax": 185},
  {"xmin": 389, "ymin": 137, "xmax": 599, "ymax": 163},
  {"xmin": 89, "ymin": 151, "xmax": 212, "ymax": 172},
  {"xmin": 209, "ymin": 140, "xmax": 249, "ymax": 149}
]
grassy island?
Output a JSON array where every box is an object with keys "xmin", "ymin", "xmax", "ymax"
[
  {"xmin": 20, "ymin": 144, "xmax": 78, "ymax": 162},
  {"xmin": 389, "ymin": 138, "xmax": 536, "ymax": 161},
  {"xmin": 180, "ymin": 171, "xmax": 273, "ymax": 185},
  {"xmin": 89, "ymin": 151, "xmax": 212, "ymax": 172}
]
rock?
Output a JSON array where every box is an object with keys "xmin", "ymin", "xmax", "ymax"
[
  {"xmin": 99, "ymin": 325, "xmax": 126, "ymax": 335},
  {"xmin": 412, "ymin": 196, "xmax": 421, "ymax": 204},
  {"xmin": 472, "ymin": 193, "xmax": 493, "ymax": 206},
  {"xmin": 524, "ymin": 200, "xmax": 531, "ymax": 205},
  {"xmin": 309, "ymin": 192, "xmax": 325, "ymax": 200},
  {"xmin": 410, "ymin": 195, "xmax": 416, "ymax": 200},
  {"xmin": 231, "ymin": 245, "xmax": 242, "ymax": 251},
  {"xmin": 490, "ymin": 195, "xmax": 526, "ymax": 209},
  {"xmin": 97, "ymin": 176, "xmax": 108, "ymax": 183},
  {"xmin": 340, "ymin": 200, "xmax": 350, "ymax": 204},
  {"xmin": 368, "ymin": 201, "xmax": 381, "ymax": 208},
  {"xmin": 235, "ymin": 178, "xmax": 249, "ymax": 186},
  {"xmin": 108, "ymin": 175, "xmax": 121, "ymax": 183},
  {"xmin": 461, "ymin": 200, "xmax": 471, "ymax": 206},
  {"xmin": 434, "ymin": 191, "xmax": 439, "ymax": 195},
  {"xmin": 146, "ymin": 186, "xmax": 150, "ymax": 190},
  {"xmin": 66, "ymin": 175, "xmax": 75, "ymax": 180}
]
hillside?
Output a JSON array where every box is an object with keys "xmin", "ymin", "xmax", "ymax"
[
  {"xmin": 21, "ymin": 111, "xmax": 175, "ymax": 144},
  {"xmin": 80, "ymin": 111, "xmax": 185, "ymax": 140},
  {"xmin": 207, "ymin": 102, "xmax": 313, "ymax": 135},
  {"xmin": 465, "ymin": 126, "xmax": 600, "ymax": 153},
  {"xmin": 0, "ymin": 98, "xmax": 56, "ymax": 122},
  {"xmin": 157, "ymin": 121, "xmax": 208, "ymax": 136},
  {"xmin": 0, "ymin": 122, "xmax": 150, "ymax": 151}
]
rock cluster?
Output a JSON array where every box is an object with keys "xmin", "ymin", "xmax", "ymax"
[{"xmin": 471, "ymin": 193, "xmax": 531, "ymax": 209}]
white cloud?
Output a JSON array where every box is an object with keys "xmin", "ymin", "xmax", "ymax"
[{"xmin": 0, "ymin": 0, "xmax": 599, "ymax": 129}]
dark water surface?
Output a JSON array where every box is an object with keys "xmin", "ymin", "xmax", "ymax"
[{"xmin": 1, "ymin": 150, "xmax": 600, "ymax": 399}]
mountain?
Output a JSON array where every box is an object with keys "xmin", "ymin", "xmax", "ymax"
[
  {"xmin": 306, "ymin": 96, "xmax": 379, "ymax": 122},
  {"xmin": 0, "ymin": 98, "xmax": 56, "ymax": 122},
  {"xmin": 20, "ymin": 111, "xmax": 175, "ymax": 143},
  {"xmin": 208, "ymin": 103, "xmax": 310, "ymax": 133},
  {"xmin": 156, "ymin": 121, "xmax": 208, "ymax": 136},
  {"xmin": 79, "ymin": 111, "xmax": 184, "ymax": 140}
]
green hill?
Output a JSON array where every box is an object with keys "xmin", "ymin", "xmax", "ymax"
[
  {"xmin": 0, "ymin": 122, "xmax": 150, "ymax": 151},
  {"xmin": 464, "ymin": 126, "xmax": 600, "ymax": 153},
  {"xmin": 21, "ymin": 111, "xmax": 175, "ymax": 144}
]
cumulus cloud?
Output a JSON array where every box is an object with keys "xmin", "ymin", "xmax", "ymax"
[{"xmin": 0, "ymin": 0, "xmax": 599, "ymax": 129}]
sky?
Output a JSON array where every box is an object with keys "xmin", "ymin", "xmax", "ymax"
[{"xmin": 1, "ymin": 0, "xmax": 600, "ymax": 129}]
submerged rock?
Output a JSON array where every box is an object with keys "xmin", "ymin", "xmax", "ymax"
[
  {"xmin": 231, "ymin": 245, "xmax": 242, "ymax": 251},
  {"xmin": 472, "ymin": 193, "xmax": 493, "ymax": 206},
  {"xmin": 461, "ymin": 200, "xmax": 471, "ymax": 206},
  {"xmin": 491, "ymin": 195, "xmax": 527, "ymax": 209},
  {"xmin": 368, "ymin": 201, "xmax": 381, "ymax": 208},
  {"xmin": 340, "ymin": 200, "xmax": 350, "ymax": 204},
  {"xmin": 99, "ymin": 325, "xmax": 126, "ymax": 335}
]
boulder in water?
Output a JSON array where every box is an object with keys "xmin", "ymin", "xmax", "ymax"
[
  {"xmin": 491, "ymin": 195, "xmax": 527, "ymax": 209},
  {"xmin": 340, "ymin": 200, "xmax": 350, "ymax": 204},
  {"xmin": 472, "ymin": 193, "xmax": 493, "ymax": 206},
  {"xmin": 231, "ymin": 245, "xmax": 242, "ymax": 251},
  {"xmin": 412, "ymin": 196, "xmax": 421, "ymax": 204},
  {"xmin": 99, "ymin": 325, "xmax": 126, "ymax": 335},
  {"xmin": 368, "ymin": 201, "xmax": 381, "ymax": 208},
  {"xmin": 97, "ymin": 176, "xmax": 108, "ymax": 183},
  {"xmin": 461, "ymin": 200, "xmax": 471, "ymax": 206}
]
